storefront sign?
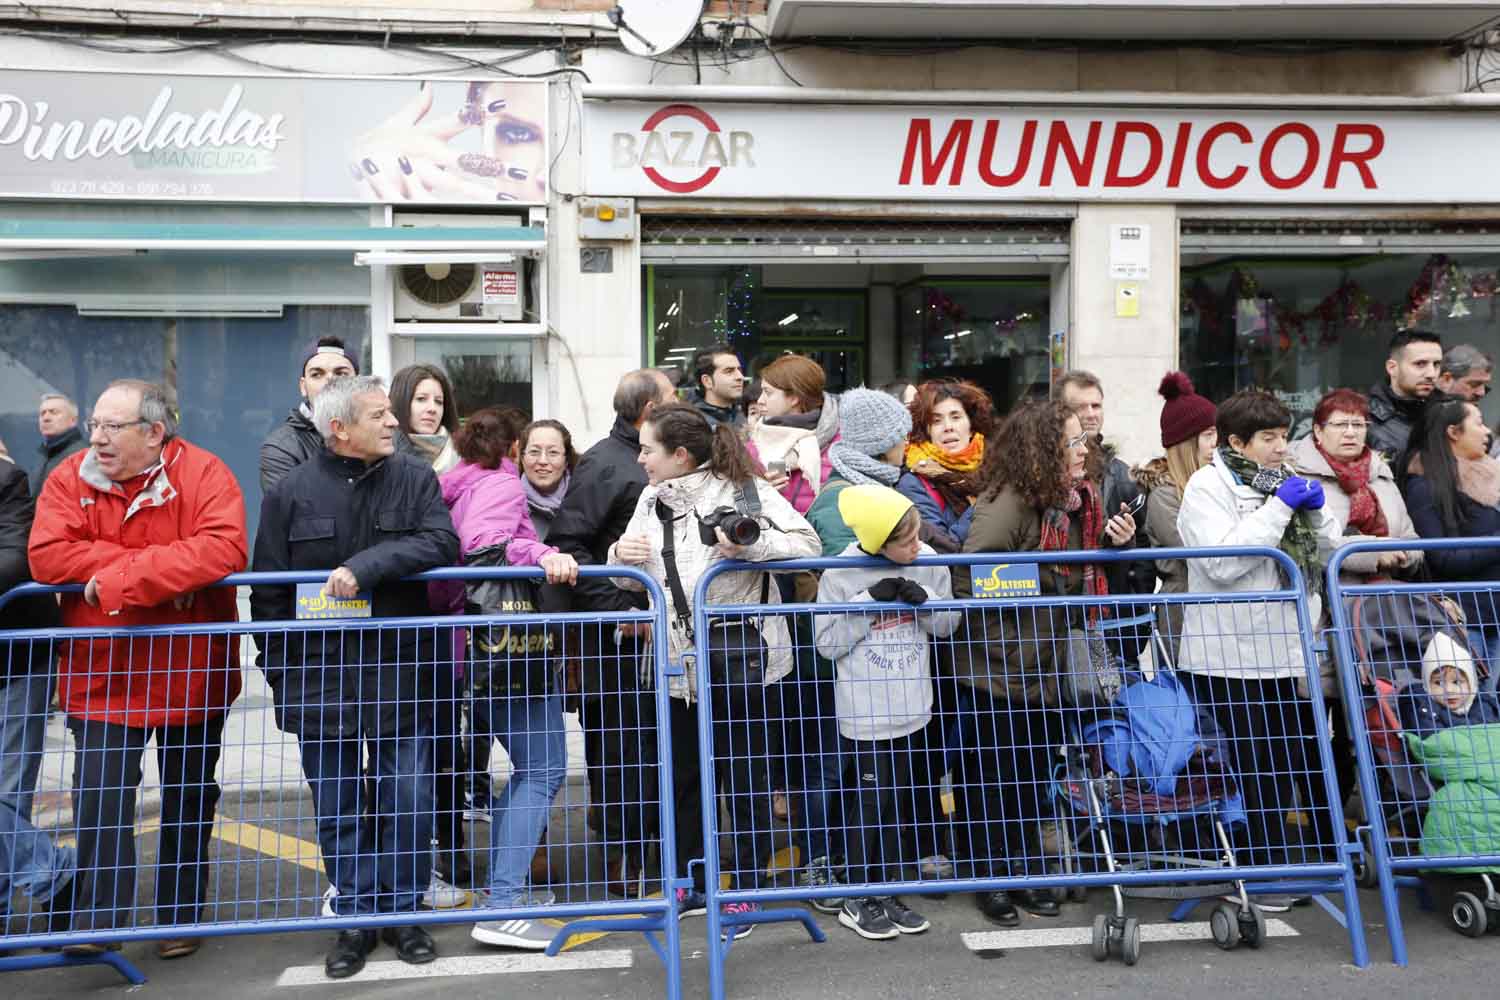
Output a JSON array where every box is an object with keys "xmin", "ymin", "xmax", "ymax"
[
  {"xmin": 0, "ymin": 70, "xmax": 547, "ymax": 204},
  {"xmin": 584, "ymin": 99, "xmax": 1499, "ymax": 203}
]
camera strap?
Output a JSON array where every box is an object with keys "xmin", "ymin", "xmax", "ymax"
[{"xmin": 655, "ymin": 499, "xmax": 696, "ymax": 641}]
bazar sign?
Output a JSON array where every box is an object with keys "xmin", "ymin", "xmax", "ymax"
[
  {"xmin": 584, "ymin": 100, "xmax": 1499, "ymax": 203},
  {"xmin": 0, "ymin": 69, "xmax": 548, "ymax": 204}
]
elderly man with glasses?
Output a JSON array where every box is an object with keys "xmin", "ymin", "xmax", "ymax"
[{"xmin": 28, "ymin": 379, "xmax": 248, "ymax": 961}]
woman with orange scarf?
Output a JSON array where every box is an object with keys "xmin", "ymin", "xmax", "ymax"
[{"xmin": 895, "ymin": 380, "xmax": 995, "ymax": 552}]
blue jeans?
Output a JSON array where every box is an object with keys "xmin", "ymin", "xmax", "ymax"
[
  {"xmin": 792, "ymin": 710, "xmax": 847, "ymax": 867},
  {"xmin": 477, "ymin": 694, "xmax": 566, "ymax": 905},
  {"xmin": 0, "ymin": 672, "xmax": 72, "ymax": 912},
  {"xmin": 1467, "ymin": 628, "xmax": 1500, "ymax": 694},
  {"xmin": 298, "ymin": 727, "xmax": 435, "ymax": 915}
]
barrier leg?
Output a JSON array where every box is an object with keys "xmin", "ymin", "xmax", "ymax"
[{"xmin": 0, "ymin": 950, "xmax": 147, "ymax": 986}]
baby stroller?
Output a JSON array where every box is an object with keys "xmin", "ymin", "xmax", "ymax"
[
  {"xmin": 1052, "ymin": 652, "xmax": 1262, "ymax": 966},
  {"xmin": 1340, "ymin": 593, "xmax": 1478, "ymax": 883}
]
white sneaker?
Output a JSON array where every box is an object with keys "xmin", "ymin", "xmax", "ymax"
[
  {"xmin": 321, "ymin": 884, "xmax": 338, "ymax": 917},
  {"xmin": 471, "ymin": 917, "xmax": 556, "ymax": 950},
  {"xmin": 424, "ymin": 873, "xmax": 469, "ymax": 909}
]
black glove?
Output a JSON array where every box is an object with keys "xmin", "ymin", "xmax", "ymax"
[{"xmin": 868, "ymin": 577, "xmax": 929, "ymax": 605}]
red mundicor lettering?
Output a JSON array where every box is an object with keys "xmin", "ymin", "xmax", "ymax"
[
  {"xmin": 1196, "ymin": 121, "xmax": 1252, "ymax": 189},
  {"xmin": 1324, "ymin": 123, "xmax": 1384, "ymax": 189},
  {"xmin": 898, "ymin": 118, "xmax": 973, "ymax": 186},
  {"xmin": 1103, "ymin": 121, "xmax": 1164, "ymax": 187},
  {"xmin": 1259, "ymin": 122, "xmax": 1320, "ymax": 190},
  {"xmin": 1040, "ymin": 120, "xmax": 1103, "ymax": 186},
  {"xmin": 977, "ymin": 119, "xmax": 1037, "ymax": 187}
]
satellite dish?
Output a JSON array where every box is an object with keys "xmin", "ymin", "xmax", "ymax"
[{"xmin": 610, "ymin": 0, "xmax": 704, "ymax": 57}]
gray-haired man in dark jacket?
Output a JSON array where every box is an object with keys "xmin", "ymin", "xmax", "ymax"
[{"xmin": 251, "ymin": 375, "xmax": 458, "ymax": 980}]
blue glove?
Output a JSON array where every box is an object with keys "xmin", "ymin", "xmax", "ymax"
[
  {"xmin": 1302, "ymin": 479, "xmax": 1326, "ymax": 510},
  {"xmin": 1274, "ymin": 476, "xmax": 1316, "ymax": 511}
]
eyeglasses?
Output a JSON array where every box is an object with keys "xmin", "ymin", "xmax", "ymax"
[
  {"xmin": 1323, "ymin": 421, "xmax": 1369, "ymax": 434},
  {"xmin": 1065, "ymin": 432, "xmax": 1089, "ymax": 449},
  {"xmin": 85, "ymin": 419, "xmax": 148, "ymax": 438},
  {"xmin": 523, "ymin": 448, "xmax": 565, "ymax": 461}
]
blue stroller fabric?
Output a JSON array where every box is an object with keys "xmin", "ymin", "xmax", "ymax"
[{"xmin": 1083, "ymin": 670, "xmax": 1247, "ymax": 827}]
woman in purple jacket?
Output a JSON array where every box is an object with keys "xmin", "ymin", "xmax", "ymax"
[{"xmin": 439, "ymin": 408, "xmax": 578, "ymax": 951}]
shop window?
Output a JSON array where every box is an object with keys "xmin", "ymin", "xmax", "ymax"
[
  {"xmin": 897, "ymin": 277, "xmax": 1053, "ymax": 412},
  {"xmin": 1181, "ymin": 253, "xmax": 1500, "ymax": 434},
  {"xmin": 408, "ymin": 338, "xmax": 532, "ymax": 416},
  {"xmin": 0, "ymin": 247, "xmax": 370, "ymax": 535},
  {"xmin": 648, "ymin": 265, "xmax": 868, "ymax": 393}
]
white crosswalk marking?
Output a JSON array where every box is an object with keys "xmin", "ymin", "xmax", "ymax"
[{"xmin": 273, "ymin": 949, "xmax": 635, "ymax": 986}]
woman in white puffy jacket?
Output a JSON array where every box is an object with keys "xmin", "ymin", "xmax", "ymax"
[
  {"xmin": 610, "ymin": 402, "xmax": 819, "ymax": 927},
  {"xmin": 1175, "ymin": 389, "xmax": 1343, "ymax": 885}
]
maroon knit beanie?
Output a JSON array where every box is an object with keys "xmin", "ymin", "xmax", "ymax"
[{"xmin": 1158, "ymin": 372, "xmax": 1216, "ymax": 448}]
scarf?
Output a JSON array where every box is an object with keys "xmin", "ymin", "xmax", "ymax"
[
  {"xmin": 905, "ymin": 433, "xmax": 985, "ymax": 475},
  {"xmin": 904, "ymin": 434, "xmax": 985, "ymax": 516},
  {"xmin": 1039, "ymin": 478, "xmax": 1109, "ymax": 610},
  {"xmin": 828, "ymin": 441, "xmax": 900, "ymax": 486},
  {"xmin": 1315, "ymin": 443, "xmax": 1389, "ymax": 538},
  {"xmin": 523, "ymin": 470, "xmax": 571, "ymax": 515},
  {"xmin": 409, "ymin": 428, "xmax": 459, "ymax": 473},
  {"xmin": 1219, "ymin": 446, "xmax": 1324, "ymax": 594},
  {"xmin": 1459, "ymin": 454, "xmax": 1500, "ymax": 508}
]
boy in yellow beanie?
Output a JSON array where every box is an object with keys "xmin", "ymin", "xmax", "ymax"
[{"xmin": 814, "ymin": 484, "xmax": 960, "ymax": 941}]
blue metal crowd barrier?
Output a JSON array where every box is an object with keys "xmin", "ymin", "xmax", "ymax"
[
  {"xmin": 0, "ymin": 567, "xmax": 683, "ymax": 998},
  {"xmin": 692, "ymin": 547, "xmax": 1366, "ymax": 1000},
  {"xmin": 1325, "ymin": 537, "xmax": 1500, "ymax": 966}
]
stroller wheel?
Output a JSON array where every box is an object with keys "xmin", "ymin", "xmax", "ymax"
[
  {"xmin": 1121, "ymin": 917, "xmax": 1141, "ymax": 967},
  {"xmin": 1091, "ymin": 914, "xmax": 1109, "ymax": 961},
  {"xmin": 1239, "ymin": 903, "xmax": 1267, "ymax": 949},
  {"xmin": 1210, "ymin": 903, "xmax": 1241, "ymax": 950},
  {"xmin": 1354, "ymin": 830, "xmax": 1380, "ymax": 889},
  {"xmin": 1451, "ymin": 892, "xmax": 1488, "ymax": 938}
]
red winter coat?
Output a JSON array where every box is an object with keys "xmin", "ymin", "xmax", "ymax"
[{"xmin": 28, "ymin": 438, "xmax": 248, "ymax": 728}]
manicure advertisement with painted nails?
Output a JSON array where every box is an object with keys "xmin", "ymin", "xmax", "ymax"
[{"xmin": 0, "ymin": 70, "xmax": 547, "ymax": 204}]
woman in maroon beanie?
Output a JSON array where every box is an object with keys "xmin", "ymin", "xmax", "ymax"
[{"xmin": 1135, "ymin": 372, "xmax": 1218, "ymax": 658}]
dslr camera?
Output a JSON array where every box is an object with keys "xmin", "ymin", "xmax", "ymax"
[{"xmin": 698, "ymin": 507, "xmax": 761, "ymax": 547}]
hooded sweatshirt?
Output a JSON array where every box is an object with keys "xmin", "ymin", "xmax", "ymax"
[
  {"xmin": 430, "ymin": 460, "xmax": 557, "ymax": 613},
  {"xmin": 814, "ymin": 542, "xmax": 960, "ymax": 741}
]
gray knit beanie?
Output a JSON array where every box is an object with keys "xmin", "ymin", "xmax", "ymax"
[{"xmin": 837, "ymin": 386, "xmax": 912, "ymax": 456}]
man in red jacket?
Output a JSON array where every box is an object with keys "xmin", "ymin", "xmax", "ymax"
[{"xmin": 29, "ymin": 379, "xmax": 247, "ymax": 961}]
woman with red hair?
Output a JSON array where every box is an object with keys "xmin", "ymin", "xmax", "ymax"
[
  {"xmin": 895, "ymin": 380, "xmax": 995, "ymax": 552},
  {"xmin": 1290, "ymin": 387, "xmax": 1422, "ymax": 588}
]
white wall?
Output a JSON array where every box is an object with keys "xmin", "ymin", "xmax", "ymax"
[{"xmin": 1069, "ymin": 204, "xmax": 1180, "ymax": 467}]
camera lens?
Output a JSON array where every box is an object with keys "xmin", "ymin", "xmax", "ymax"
[{"xmin": 728, "ymin": 516, "xmax": 761, "ymax": 546}]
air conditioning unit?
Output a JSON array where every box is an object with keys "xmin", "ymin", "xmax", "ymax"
[
  {"xmin": 389, "ymin": 211, "xmax": 530, "ymax": 323},
  {"xmin": 393, "ymin": 260, "xmax": 524, "ymax": 322}
]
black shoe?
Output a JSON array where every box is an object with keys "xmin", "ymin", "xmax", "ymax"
[
  {"xmin": 382, "ymin": 925, "xmax": 437, "ymax": 965},
  {"xmin": 975, "ymin": 891, "xmax": 1019, "ymax": 927},
  {"xmin": 45, "ymin": 877, "xmax": 74, "ymax": 934},
  {"xmin": 1013, "ymin": 889, "xmax": 1061, "ymax": 917},
  {"xmin": 325, "ymin": 929, "xmax": 377, "ymax": 980}
]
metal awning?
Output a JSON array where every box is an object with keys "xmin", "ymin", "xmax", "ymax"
[
  {"xmin": 768, "ymin": 0, "xmax": 1500, "ymax": 41},
  {"xmin": 0, "ymin": 221, "xmax": 547, "ymax": 253}
]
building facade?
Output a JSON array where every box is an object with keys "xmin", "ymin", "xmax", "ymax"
[{"xmin": 0, "ymin": 0, "xmax": 1496, "ymax": 508}]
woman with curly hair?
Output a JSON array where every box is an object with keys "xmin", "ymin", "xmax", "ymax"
[
  {"xmin": 951, "ymin": 399, "xmax": 1136, "ymax": 927},
  {"xmin": 895, "ymin": 380, "xmax": 995, "ymax": 552}
]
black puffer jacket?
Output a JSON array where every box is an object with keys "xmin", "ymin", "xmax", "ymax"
[
  {"xmin": 0, "ymin": 459, "xmax": 60, "ymax": 685},
  {"xmin": 250, "ymin": 450, "xmax": 459, "ymax": 738},
  {"xmin": 544, "ymin": 416, "xmax": 650, "ymax": 617},
  {"xmin": 1367, "ymin": 381, "xmax": 1423, "ymax": 463},
  {"xmin": 1100, "ymin": 448, "xmax": 1154, "ymax": 595},
  {"xmin": 259, "ymin": 406, "xmax": 323, "ymax": 493},
  {"xmin": 32, "ymin": 425, "xmax": 86, "ymax": 495}
]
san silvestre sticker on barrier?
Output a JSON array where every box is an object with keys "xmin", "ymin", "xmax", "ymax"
[{"xmin": 584, "ymin": 99, "xmax": 1499, "ymax": 203}]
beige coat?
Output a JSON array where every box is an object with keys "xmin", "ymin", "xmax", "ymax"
[{"xmin": 1288, "ymin": 436, "xmax": 1423, "ymax": 583}]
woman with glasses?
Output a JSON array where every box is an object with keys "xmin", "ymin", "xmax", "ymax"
[
  {"xmin": 1291, "ymin": 389, "xmax": 1423, "ymax": 587},
  {"xmin": 954, "ymin": 400, "xmax": 1136, "ymax": 926},
  {"xmin": 518, "ymin": 420, "xmax": 579, "ymax": 540}
]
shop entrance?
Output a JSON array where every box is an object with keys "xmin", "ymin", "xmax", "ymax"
[{"xmin": 641, "ymin": 217, "xmax": 1071, "ymax": 411}]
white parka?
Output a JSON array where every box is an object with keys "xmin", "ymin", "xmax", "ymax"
[
  {"xmin": 608, "ymin": 469, "xmax": 820, "ymax": 701},
  {"xmin": 1175, "ymin": 450, "xmax": 1340, "ymax": 681}
]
